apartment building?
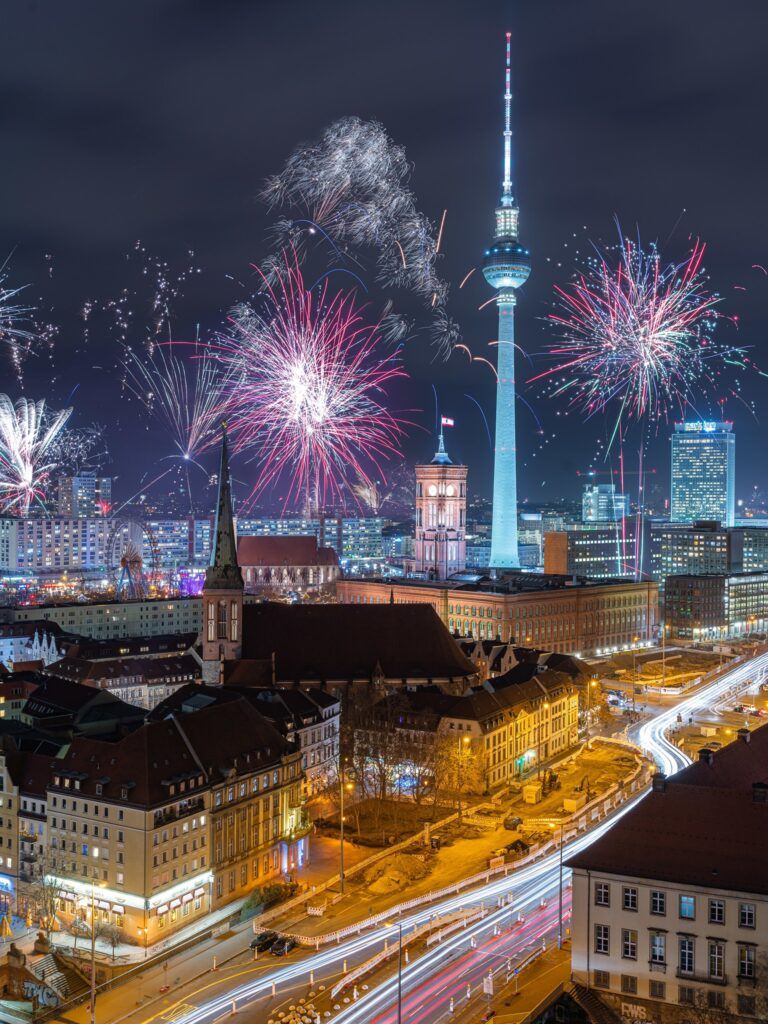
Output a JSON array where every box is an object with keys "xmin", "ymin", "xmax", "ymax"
[
  {"xmin": 0, "ymin": 688, "xmax": 309, "ymax": 944},
  {"xmin": 362, "ymin": 666, "xmax": 579, "ymax": 793},
  {"xmin": 568, "ymin": 727, "xmax": 768, "ymax": 1022}
]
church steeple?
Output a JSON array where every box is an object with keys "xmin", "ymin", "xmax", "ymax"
[
  {"xmin": 201, "ymin": 424, "xmax": 243, "ymax": 684},
  {"xmin": 205, "ymin": 423, "xmax": 243, "ymax": 591}
]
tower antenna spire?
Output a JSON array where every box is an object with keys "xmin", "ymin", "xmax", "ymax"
[{"xmin": 502, "ymin": 30, "xmax": 513, "ymax": 206}]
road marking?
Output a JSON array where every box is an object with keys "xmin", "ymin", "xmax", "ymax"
[{"xmin": 160, "ymin": 1005, "xmax": 197, "ymax": 1023}]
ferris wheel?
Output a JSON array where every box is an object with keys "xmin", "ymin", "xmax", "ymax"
[{"xmin": 105, "ymin": 518, "xmax": 160, "ymax": 600}]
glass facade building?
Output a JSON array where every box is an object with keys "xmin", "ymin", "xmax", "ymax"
[
  {"xmin": 582, "ymin": 484, "xmax": 629, "ymax": 523},
  {"xmin": 670, "ymin": 421, "xmax": 735, "ymax": 527}
]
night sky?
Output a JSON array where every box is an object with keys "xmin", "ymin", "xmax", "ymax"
[{"xmin": 2, "ymin": 0, "xmax": 768, "ymax": 512}]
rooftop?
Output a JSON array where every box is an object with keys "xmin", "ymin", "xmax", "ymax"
[
  {"xmin": 344, "ymin": 571, "xmax": 653, "ymax": 595},
  {"xmin": 237, "ymin": 535, "xmax": 338, "ymax": 568},
  {"xmin": 240, "ymin": 602, "xmax": 476, "ymax": 683},
  {"xmin": 567, "ymin": 725, "xmax": 768, "ymax": 895}
]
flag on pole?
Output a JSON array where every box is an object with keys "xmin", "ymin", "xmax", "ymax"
[{"xmin": 441, "ymin": 416, "xmax": 455, "ymax": 427}]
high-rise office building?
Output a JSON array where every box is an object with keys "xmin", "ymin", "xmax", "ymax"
[
  {"xmin": 57, "ymin": 473, "xmax": 112, "ymax": 517},
  {"xmin": 582, "ymin": 484, "xmax": 629, "ymax": 523},
  {"xmin": 670, "ymin": 421, "xmax": 735, "ymax": 527},
  {"xmin": 483, "ymin": 33, "xmax": 531, "ymax": 569}
]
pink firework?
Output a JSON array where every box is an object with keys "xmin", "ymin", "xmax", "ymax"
[
  {"xmin": 530, "ymin": 231, "xmax": 741, "ymax": 435},
  {"xmin": 216, "ymin": 257, "xmax": 406, "ymax": 509}
]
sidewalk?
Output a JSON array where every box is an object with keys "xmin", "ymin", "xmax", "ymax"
[{"xmin": 481, "ymin": 944, "xmax": 571, "ymax": 1024}]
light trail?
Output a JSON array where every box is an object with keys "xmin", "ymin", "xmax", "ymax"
[{"xmin": 169, "ymin": 651, "xmax": 768, "ymax": 1024}]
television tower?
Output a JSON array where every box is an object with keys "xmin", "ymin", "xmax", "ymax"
[{"xmin": 483, "ymin": 31, "xmax": 531, "ymax": 570}]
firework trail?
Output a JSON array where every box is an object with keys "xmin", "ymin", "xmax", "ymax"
[
  {"xmin": 121, "ymin": 344, "xmax": 224, "ymax": 511},
  {"xmin": 0, "ymin": 259, "xmax": 58, "ymax": 377},
  {"xmin": 262, "ymin": 117, "xmax": 456, "ymax": 353},
  {"xmin": 215, "ymin": 255, "xmax": 406, "ymax": 511},
  {"xmin": 532, "ymin": 231, "xmax": 738, "ymax": 436},
  {"xmin": 49, "ymin": 423, "xmax": 109, "ymax": 475},
  {"xmin": 0, "ymin": 395, "xmax": 72, "ymax": 514}
]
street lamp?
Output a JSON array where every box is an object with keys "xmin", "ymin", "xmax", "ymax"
[
  {"xmin": 457, "ymin": 735, "xmax": 470, "ymax": 821},
  {"xmin": 87, "ymin": 879, "xmax": 107, "ymax": 1024},
  {"xmin": 548, "ymin": 821, "xmax": 565, "ymax": 949},
  {"xmin": 339, "ymin": 762, "xmax": 353, "ymax": 895},
  {"xmin": 586, "ymin": 677, "xmax": 598, "ymax": 745},
  {"xmin": 537, "ymin": 702, "xmax": 550, "ymax": 779}
]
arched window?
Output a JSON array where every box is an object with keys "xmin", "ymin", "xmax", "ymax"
[{"xmin": 217, "ymin": 600, "xmax": 228, "ymax": 640}]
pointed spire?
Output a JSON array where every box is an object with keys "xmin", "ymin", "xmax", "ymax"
[
  {"xmin": 205, "ymin": 422, "xmax": 243, "ymax": 591},
  {"xmin": 431, "ymin": 427, "xmax": 453, "ymax": 465},
  {"xmin": 502, "ymin": 31, "xmax": 513, "ymax": 206}
]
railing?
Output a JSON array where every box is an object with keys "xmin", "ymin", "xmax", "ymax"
[{"xmin": 153, "ymin": 797, "xmax": 205, "ymax": 827}]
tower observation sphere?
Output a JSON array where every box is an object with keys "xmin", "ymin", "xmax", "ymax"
[{"xmin": 485, "ymin": 31, "xmax": 530, "ymax": 571}]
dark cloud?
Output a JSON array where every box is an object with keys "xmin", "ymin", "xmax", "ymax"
[{"xmin": 1, "ymin": 0, "xmax": 767, "ymax": 506}]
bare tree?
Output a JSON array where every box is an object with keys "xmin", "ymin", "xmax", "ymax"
[{"xmin": 433, "ymin": 732, "xmax": 486, "ymax": 816}]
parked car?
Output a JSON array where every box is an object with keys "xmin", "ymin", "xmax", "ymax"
[
  {"xmin": 270, "ymin": 936, "xmax": 296, "ymax": 956},
  {"xmin": 503, "ymin": 815, "xmax": 523, "ymax": 831},
  {"xmin": 250, "ymin": 930, "xmax": 277, "ymax": 952}
]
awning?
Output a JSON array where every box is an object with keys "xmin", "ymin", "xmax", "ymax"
[
  {"xmin": 193, "ymin": 887, "xmax": 206, "ymax": 897},
  {"xmin": 156, "ymin": 904, "xmax": 169, "ymax": 915},
  {"xmin": 111, "ymin": 904, "xmax": 125, "ymax": 914},
  {"xmin": 97, "ymin": 900, "xmax": 111, "ymax": 911},
  {"xmin": 182, "ymin": 893, "xmax": 193, "ymax": 903},
  {"xmin": 170, "ymin": 898, "xmax": 181, "ymax": 910}
]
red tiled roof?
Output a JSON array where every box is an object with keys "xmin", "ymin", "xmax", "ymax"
[
  {"xmin": 241, "ymin": 602, "xmax": 476, "ymax": 684},
  {"xmin": 237, "ymin": 535, "xmax": 338, "ymax": 567}
]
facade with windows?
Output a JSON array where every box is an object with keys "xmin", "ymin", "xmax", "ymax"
[
  {"xmin": 543, "ymin": 525, "xmax": 637, "ymax": 579},
  {"xmin": 23, "ymin": 689, "xmax": 309, "ymax": 945},
  {"xmin": 569, "ymin": 729, "xmax": 768, "ymax": 1021},
  {"xmin": 670, "ymin": 421, "xmax": 735, "ymax": 527},
  {"xmin": 582, "ymin": 484, "xmax": 629, "ymax": 524},
  {"xmin": 411, "ymin": 437, "xmax": 468, "ymax": 580},
  {"xmin": 337, "ymin": 574, "xmax": 658, "ymax": 658},
  {"xmin": 664, "ymin": 571, "xmax": 768, "ymax": 639}
]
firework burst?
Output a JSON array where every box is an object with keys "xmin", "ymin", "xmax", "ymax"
[
  {"xmin": 0, "ymin": 395, "xmax": 72, "ymax": 514},
  {"xmin": 216, "ymin": 256, "xmax": 406, "ymax": 510},
  {"xmin": 532, "ymin": 230, "xmax": 738, "ymax": 437},
  {"xmin": 262, "ymin": 117, "xmax": 456, "ymax": 354}
]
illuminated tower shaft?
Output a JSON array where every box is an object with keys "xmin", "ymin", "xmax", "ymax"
[
  {"xmin": 483, "ymin": 32, "xmax": 531, "ymax": 570},
  {"xmin": 491, "ymin": 291, "xmax": 519, "ymax": 567}
]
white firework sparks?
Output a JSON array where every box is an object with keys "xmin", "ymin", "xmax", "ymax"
[
  {"xmin": 263, "ymin": 117, "xmax": 457, "ymax": 354},
  {"xmin": 0, "ymin": 395, "xmax": 72, "ymax": 514}
]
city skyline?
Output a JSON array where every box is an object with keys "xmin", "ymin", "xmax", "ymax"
[{"xmin": 1, "ymin": 2, "xmax": 767, "ymax": 513}]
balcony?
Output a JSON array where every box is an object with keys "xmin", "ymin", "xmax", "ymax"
[
  {"xmin": 676, "ymin": 969, "xmax": 728, "ymax": 986},
  {"xmin": 154, "ymin": 796, "xmax": 205, "ymax": 828},
  {"xmin": 288, "ymin": 805, "xmax": 312, "ymax": 839}
]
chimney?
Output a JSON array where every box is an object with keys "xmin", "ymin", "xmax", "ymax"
[
  {"xmin": 752, "ymin": 782, "xmax": 768, "ymax": 804},
  {"xmin": 698, "ymin": 748, "xmax": 714, "ymax": 766},
  {"xmin": 652, "ymin": 772, "xmax": 667, "ymax": 792},
  {"xmin": 738, "ymin": 728, "xmax": 751, "ymax": 744}
]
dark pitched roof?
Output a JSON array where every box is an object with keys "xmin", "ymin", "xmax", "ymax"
[
  {"xmin": 59, "ymin": 632, "xmax": 197, "ymax": 661},
  {"xmin": 0, "ymin": 621, "xmax": 65, "ymax": 640},
  {"xmin": 237, "ymin": 535, "xmax": 338, "ymax": 568},
  {"xmin": 56, "ymin": 694, "xmax": 290, "ymax": 807},
  {"xmin": 240, "ymin": 602, "xmax": 476, "ymax": 684},
  {"xmin": 567, "ymin": 726, "xmax": 768, "ymax": 895},
  {"xmin": 46, "ymin": 654, "xmax": 201, "ymax": 686}
]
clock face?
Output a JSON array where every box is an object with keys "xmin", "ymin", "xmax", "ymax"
[
  {"xmin": 428, "ymin": 484, "xmax": 438, "ymax": 496},
  {"xmin": 446, "ymin": 485, "xmax": 455, "ymax": 497}
]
